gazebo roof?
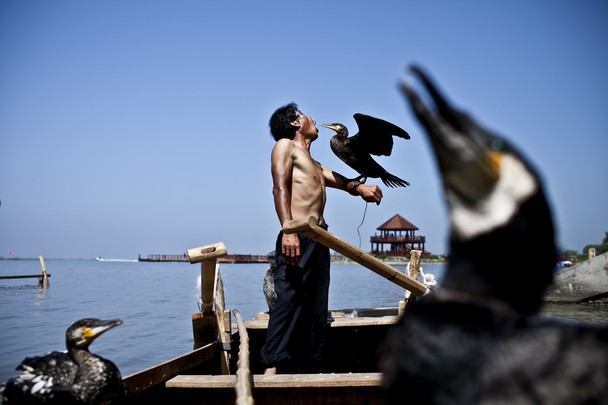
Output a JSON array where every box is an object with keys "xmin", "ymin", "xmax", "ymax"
[{"xmin": 377, "ymin": 213, "xmax": 418, "ymax": 231}]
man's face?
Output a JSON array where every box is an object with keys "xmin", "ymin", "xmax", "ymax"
[{"xmin": 294, "ymin": 111, "xmax": 319, "ymax": 139}]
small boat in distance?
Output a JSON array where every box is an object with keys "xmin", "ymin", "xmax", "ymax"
[{"xmin": 95, "ymin": 257, "xmax": 138, "ymax": 263}]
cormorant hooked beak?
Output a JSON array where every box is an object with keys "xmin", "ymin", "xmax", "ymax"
[
  {"xmin": 401, "ymin": 66, "xmax": 506, "ymax": 204},
  {"xmin": 320, "ymin": 123, "xmax": 345, "ymax": 133},
  {"xmin": 74, "ymin": 318, "xmax": 123, "ymax": 348},
  {"xmin": 400, "ymin": 65, "xmax": 538, "ymax": 240}
]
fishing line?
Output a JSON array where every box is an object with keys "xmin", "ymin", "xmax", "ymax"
[{"xmin": 356, "ymin": 202, "xmax": 369, "ymax": 249}]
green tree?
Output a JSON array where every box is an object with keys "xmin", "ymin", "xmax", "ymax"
[{"xmin": 582, "ymin": 231, "xmax": 608, "ymax": 256}]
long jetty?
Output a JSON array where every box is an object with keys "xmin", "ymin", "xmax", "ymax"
[
  {"xmin": 138, "ymin": 253, "xmax": 268, "ymax": 264},
  {"xmin": 218, "ymin": 254, "xmax": 268, "ymax": 264},
  {"xmin": 138, "ymin": 254, "xmax": 190, "ymax": 262}
]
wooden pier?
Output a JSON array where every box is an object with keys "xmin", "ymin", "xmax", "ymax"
[
  {"xmin": 138, "ymin": 253, "xmax": 269, "ymax": 264},
  {"xmin": 138, "ymin": 254, "xmax": 190, "ymax": 262},
  {"xmin": 218, "ymin": 254, "xmax": 268, "ymax": 264},
  {"xmin": 0, "ymin": 256, "xmax": 50, "ymax": 287}
]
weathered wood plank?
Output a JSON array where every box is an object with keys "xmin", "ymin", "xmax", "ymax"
[
  {"xmin": 0, "ymin": 274, "xmax": 51, "ymax": 280},
  {"xmin": 123, "ymin": 342, "xmax": 218, "ymax": 395},
  {"xmin": 244, "ymin": 314, "xmax": 396, "ymax": 330},
  {"xmin": 283, "ymin": 216, "xmax": 428, "ymax": 296},
  {"xmin": 187, "ymin": 242, "xmax": 227, "ymax": 264},
  {"xmin": 166, "ymin": 372, "xmax": 383, "ymax": 389}
]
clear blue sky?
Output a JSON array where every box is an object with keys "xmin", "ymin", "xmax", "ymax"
[{"xmin": 1, "ymin": 1, "xmax": 607, "ymax": 259}]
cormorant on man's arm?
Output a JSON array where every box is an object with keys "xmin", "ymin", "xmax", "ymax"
[{"xmin": 321, "ymin": 113, "xmax": 411, "ymax": 188}]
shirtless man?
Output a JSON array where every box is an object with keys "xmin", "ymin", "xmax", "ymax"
[{"xmin": 261, "ymin": 102, "xmax": 382, "ymax": 375}]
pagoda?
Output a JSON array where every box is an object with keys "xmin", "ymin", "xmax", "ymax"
[{"xmin": 370, "ymin": 213, "xmax": 426, "ymax": 257}]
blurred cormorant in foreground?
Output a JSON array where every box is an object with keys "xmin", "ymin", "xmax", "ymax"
[
  {"xmin": 381, "ymin": 66, "xmax": 608, "ymax": 404},
  {"xmin": 321, "ymin": 113, "xmax": 410, "ymax": 188},
  {"xmin": 1, "ymin": 318, "xmax": 127, "ymax": 404}
]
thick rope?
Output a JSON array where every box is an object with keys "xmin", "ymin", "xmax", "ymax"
[{"xmin": 233, "ymin": 309, "xmax": 254, "ymax": 405}]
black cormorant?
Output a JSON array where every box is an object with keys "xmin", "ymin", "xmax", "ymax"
[
  {"xmin": 381, "ymin": 66, "xmax": 608, "ymax": 404},
  {"xmin": 263, "ymin": 250, "xmax": 277, "ymax": 312},
  {"xmin": 1, "ymin": 318, "xmax": 127, "ymax": 404},
  {"xmin": 321, "ymin": 113, "xmax": 411, "ymax": 188}
]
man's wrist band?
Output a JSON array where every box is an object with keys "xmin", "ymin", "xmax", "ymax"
[{"xmin": 352, "ymin": 180, "xmax": 363, "ymax": 192}]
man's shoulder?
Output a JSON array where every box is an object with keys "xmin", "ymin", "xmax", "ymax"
[
  {"xmin": 273, "ymin": 138, "xmax": 309, "ymax": 156},
  {"xmin": 274, "ymin": 138, "xmax": 293, "ymax": 147},
  {"xmin": 272, "ymin": 138, "xmax": 294, "ymax": 154}
]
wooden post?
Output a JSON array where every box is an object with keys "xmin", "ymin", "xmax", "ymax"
[
  {"xmin": 187, "ymin": 242, "xmax": 230, "ymax": 373},
  {"xmin": 187, "ymin": 242, "xmax": 227, "ymax": 314},
  {"xmin": 200, "ymin": 261, "xmax": 216, "ymax": 314},
  {"xmin": 398, "ymin": 250, "xmax": 422, "ymax": 317},
  {"xmin": 283, "ymin": 216, "xmax": 428, "ymax": 296},
  {"xmin": 39, "ymin": 256, "xmax": 49, "ymax": 287},
  {"xmin": 409, "ymin": 250, "xmax": 422, "ymax": 278}
]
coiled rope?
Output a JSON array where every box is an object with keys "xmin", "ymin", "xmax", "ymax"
[{"xmin": 233, "ymin": 309, "xmax": 254, "ymax": 405}]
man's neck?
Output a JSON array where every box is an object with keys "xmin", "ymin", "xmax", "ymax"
[{"xmin": 293, "ymin": 133, "xmax": 312, "ymax": 152}]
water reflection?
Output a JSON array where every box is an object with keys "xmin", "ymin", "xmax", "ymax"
[{"xmin": 541, "ymin": 302, "xmax": 608, "ymax": 327}]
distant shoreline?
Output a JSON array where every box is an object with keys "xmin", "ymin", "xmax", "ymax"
[
  {"xmin": 1, "ymin": 256, "xmax": 448, "ymax": 264},
  {"xmin": 331, "ymin": 257, "xmax": 447, "ymax": 265}
]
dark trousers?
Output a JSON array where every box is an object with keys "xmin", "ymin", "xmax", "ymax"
[{"xmin": 260, "ymin": 226, "xmax": 330, "ymax": 372}]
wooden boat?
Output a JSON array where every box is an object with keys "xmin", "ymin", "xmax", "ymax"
[
  {"xmin": 544, "ymin": 251, "xmax": 608, "ymax": 303},
  {"xmin": 121, "ymin": 217, "xmax": 429, "ymax": 404}
]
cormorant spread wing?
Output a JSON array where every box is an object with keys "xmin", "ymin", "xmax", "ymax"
[
  {"xmin": 351, "ymin": 113, "xmax": 410, "ymax": 156},
  {"xmin": 321, "ymin": 113, "xmax": 411, "ymax": 188}
]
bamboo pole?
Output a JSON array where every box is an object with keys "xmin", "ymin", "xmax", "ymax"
[
  {"xmin": 233, "ymin": 309, "xmax": 253, "ymax": 405},
  {"xmin": 39, "ymin": 256, "xmax": 49, "ymax": 287},
  {"xmin": 283, "ymin": 217, "xmax": 428, "ymax": 296}
]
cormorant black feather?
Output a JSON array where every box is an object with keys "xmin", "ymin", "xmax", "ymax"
[
  {"xmin": 381, "ymin": 65, "xmax": 608, "ymax": 404},
  {"xmin": 321, "ymin": 113, "xmax": 411, "ymax": 188},
  {"xmin": 1, "ymin": 318, "xmax": 128, "ymax": 404}
]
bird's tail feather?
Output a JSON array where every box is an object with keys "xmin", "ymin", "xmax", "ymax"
[{"xmin": 382, "ymin": 174, "xmax": 410, "ymax": 188}]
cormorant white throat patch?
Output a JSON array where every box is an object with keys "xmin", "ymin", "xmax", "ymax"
[{"xmin": 450, "ymin": 153, "xmax": 537, "ymax": 240}]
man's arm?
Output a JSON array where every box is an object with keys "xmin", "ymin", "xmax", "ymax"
[
  {"xmin": 321, "ymin": 165, "xmax": 383, "ymax": 205},
  {"xmin": 271, "ymin": 139, "xmax": 301, "ymax": 264},
  {"xmin": 271, "ymin": 140, "xmax": 295, "ymax": 226}
]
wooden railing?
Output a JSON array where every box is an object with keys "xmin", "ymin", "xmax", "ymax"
[{"xmin": 370, "ymin": 235, "xmax": 426, "ymax": 243}]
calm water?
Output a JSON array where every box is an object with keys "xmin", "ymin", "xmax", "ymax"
[{"xmin": 1, "ymin": 259, "xmax": 606, "ymax": 386}]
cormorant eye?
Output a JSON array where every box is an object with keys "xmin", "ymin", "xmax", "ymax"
[{"xmin": 491, "ymin": 138, "xmax": 506, "ymax": 152}]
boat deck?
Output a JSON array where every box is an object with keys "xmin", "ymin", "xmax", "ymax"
[
  {"xmin": 244, "ymin": 307, "xmax": 399, "ymax": 330},
  {"xmin": 167, "ymin": 372, "xmax": 382, "ymax": 388}
]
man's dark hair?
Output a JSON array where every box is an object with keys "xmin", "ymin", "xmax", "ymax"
[{"xmin": 269, "ymin": 102, "xmax": 299, "ymax": 141}]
